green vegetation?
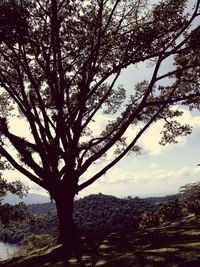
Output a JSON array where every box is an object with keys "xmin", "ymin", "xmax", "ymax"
[
  {"xmin": 0, "ymin": 175, "xmax": 28, "ymax": 243},
  {"xmin": 1, "ymin": 214, "xmax": 200, "ymax": 267},
  {"xmin": 0, "ymin": 193, "xmax": 181, "ymax": 244},
  {"xmin": 0, "ymin": 194, "xmax": 154, "ymax": 243},
  {"xmin": 0, "ymin": 193, "xmax": 188, "ymax": 244},
  {"xmin": 1, "ymin": 184, "xmax": 200, "ymax": 266},
  {"xmin": 180, "ymin": 182, "xmax": 200, "ymax": 215}
]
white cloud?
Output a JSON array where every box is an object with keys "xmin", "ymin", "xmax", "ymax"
[
  {"xmin": 102, "ymin": 167, "xmax": 135, "ymax": 184},
  {"xmin": 136, "ymin": 165, "xmax": 200, "ymax": 185},
  {"xmin": 150, "ymin": 163, "xmax": 159, "ymax": 169},
  {"xmin": 136, "ymin": 108, "xmax": 200, "ymax": 156},
  {"xmin": 86, "ymin": 113, "xmax": 112, "ymax": 136},
  {"xmin": 139, "ymin": 120, "xmax": 166, "ymax": 155},
  {"xmin": 78, "ymin": 164, "xmax": 200, "ymax": 198},
  {"xmin": 55, "ymin": 102, "xmax": 200, "ymax": 167},
  {"xmin": 86, "ymin": 108, "xmax": 200, "ymax": 159},
  {"xmin": 80, "ymin": 166, "xmax": 136, "ymax": 186}
]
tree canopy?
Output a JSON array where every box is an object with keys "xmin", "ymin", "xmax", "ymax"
[{"xmin": 0, "ymin": 0, "xmax": 199, "ymax": 245}]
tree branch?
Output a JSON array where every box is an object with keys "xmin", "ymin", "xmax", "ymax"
[{"xmin": 0, "ymin": 145, "xmax": 48, "ymax": 190}]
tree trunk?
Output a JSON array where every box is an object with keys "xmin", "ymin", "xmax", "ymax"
[{"xmin": 54, "ymin": 190, "xmax": 76, "ymax": 247}]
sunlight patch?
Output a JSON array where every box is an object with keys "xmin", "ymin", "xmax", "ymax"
[
  {"xmin": 145, "ymin": 247, "xmax": 179, "ymax": 253},
  {"xmin": 181, "ymin": 230, "xmax": 200, "ymax": 236},
  {"xmin": 95, "ymin": 259, "xmax": 107, "ymax": 266},
  {"xmin": 145, "ymin": 255, "xmax": 166, "ymax": 262}
]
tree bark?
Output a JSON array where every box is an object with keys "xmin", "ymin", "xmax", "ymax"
[{"xmin": 54, "ymin": 189, "xmax": 76, "ymax": 247}]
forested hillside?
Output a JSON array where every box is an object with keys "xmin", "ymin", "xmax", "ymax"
[{"xmin": 0, "ymin": 193, "xmax": 178, "ymax": 244}]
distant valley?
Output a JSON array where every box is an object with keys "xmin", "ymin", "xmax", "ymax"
[
  {"xmin": 3, "ymin": 192, "xmax": 178, "ymax": 205},
  {"xmin": 3, "ymin": 193, "xmax": 50, "ymax": 205}
]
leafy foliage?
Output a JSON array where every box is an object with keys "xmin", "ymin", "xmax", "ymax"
[
  {"xmin": 0, "ymin": 202, "xmax": 26, "ymax": 228},
  {"xmin": 156, "ymin": 199, "xmax": 183, "ymax": 222},
  {"xmin": 19, "ymin": 234, "xmax": 55, "ymax": 253},
  {"xmin": 0, "ymin": 194, "xmax": 155, "ymax": 243},
  {"xmin": 139, "ymin": 211, "xmax": 159, "ymax": 229},
  {"xmin": 180, "ymin": 182, "xmax": 200, "ymax": 215},
  {"xmin": 0, "ymin": 175, "xmax": 28, "ymax": 203},
  {"xmin": 0, "ymin": 0, "xmax": 28, "ymax": 44},
  {"xmin": 0, "ymin": 174, "xmax": 28, "ymax": 228},
  {"xmin": 0, "ymin": 192, "xmax": 192, "ymax": 244},
  {"xmin": 74, "ymin": 194, "xmax": 152, "ymax": 235}
]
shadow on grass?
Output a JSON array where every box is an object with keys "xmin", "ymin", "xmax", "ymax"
[{"xmin": 2, "ymin": 215, "xmax": 200, "ymax": 267}]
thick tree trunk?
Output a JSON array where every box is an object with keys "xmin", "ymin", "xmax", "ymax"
[{"xmin": 54, "ymin": 190, "xmax": 76, "ymax": 247}]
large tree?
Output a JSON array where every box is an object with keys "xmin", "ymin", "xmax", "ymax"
[{"xmin": 0, "ymin": 0, "xmax": 199, "ymax": 246}]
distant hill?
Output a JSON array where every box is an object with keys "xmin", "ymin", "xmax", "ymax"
[
  {"xmin": 26, "ymin": 193, "xmax": 155, "ymax": 238},
  {"xmin": 3, "ymin": 192, "xmax": 178, "ymax": 205},
  {"xmin": 144, "ymin": 194, "xmax": 179, "ymax": 204},
  {"xmin": 3, "ymin": 193, "xmax": 50, "ymax": 205},
  {"xmin": 0, "ymin": 193, "xmax": 180, "ymax": 243}
]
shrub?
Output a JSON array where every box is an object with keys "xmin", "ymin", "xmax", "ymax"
[
  {"xmin": 180, "ymin": 182, "xmax": 200, "ymax": 215},
  {"xmin": 19, "ymin": 234, "xmax": 55, "ymax": 253},
  {"xmin": 139, "ymin": 211, "xmax": 159, "ymax": 229},
  {"xmin": 157, "ymin": 200, "xmax": 183, "ymax": 222}
]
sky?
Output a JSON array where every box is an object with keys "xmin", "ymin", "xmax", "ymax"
[
  {"xmin": 76, "ymin": 63, "xmax": 200, "ymax": 198},
  {"xmin": 2, "ymin": 0, "xmax": 200, "ymax": 200},
  {"xmin": 79, "ymin": 105, "xmax": 200, "ymax": 198}
]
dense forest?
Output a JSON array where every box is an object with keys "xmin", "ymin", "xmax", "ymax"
[{"xmin": 0, "ymin": 193, "xmax": 178, "ymax": 244}]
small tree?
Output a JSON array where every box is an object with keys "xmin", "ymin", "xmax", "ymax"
[
  {"xmin": 0, "ymin": 0, "xmax": 199, "ymax": 246},
  {"xmin": 180, "ymin": 182, "xmax": 200, "ymax": 215}
]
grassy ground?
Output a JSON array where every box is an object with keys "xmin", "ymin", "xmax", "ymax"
[{"xmin": 1, "ymin": 214, "xmax": 200, "ymax": 267}]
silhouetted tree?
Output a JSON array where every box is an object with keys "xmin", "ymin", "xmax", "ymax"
[{"xmin": 0, "ymin": 0, "xmax": 199, "ymax": 246}]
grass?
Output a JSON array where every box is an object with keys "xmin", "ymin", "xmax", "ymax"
[{"xmin": 1, "ymin": 214, "xmax": 200, "ymax": 267}]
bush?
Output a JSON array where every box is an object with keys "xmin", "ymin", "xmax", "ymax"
[
  {"xmin": 19, "ymin": 234, "xmax": 55, "ymax": 254},
  {"xmin": 180, "ymin": 182, "xmax": 200, "ymax": 215},
  {"xmin": 157, "ymin": 200, "xmax": 183, "ymax": 222},
  {"xmin": 139, "ymin": 211, "xmax": 159, "ymax": 229}
]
